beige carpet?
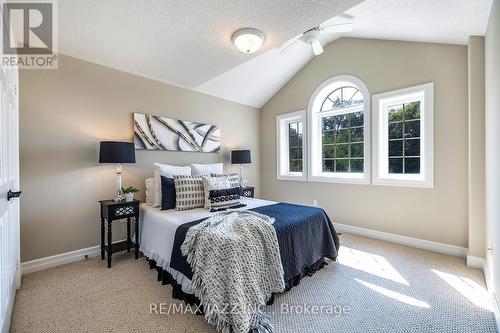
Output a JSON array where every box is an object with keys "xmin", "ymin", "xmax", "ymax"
[{"xmin": 10, "ymin": 234, "xmax": 498, "ymax": 333}]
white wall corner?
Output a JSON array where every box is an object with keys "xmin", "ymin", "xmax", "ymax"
[
  {"xmin": 466, "ymin": 253, "xmax": 486, "ymax": 269},
  {"xmin": 334, "ymin": 223, "xmax": 467, "ymax": 257},
  {"xmin": 484, "ymin": 256, "xmax": 500, "ymax": 330},
  {"xmin": 492, "ymin": 292, "xmax": 500, "ymax": 332}
]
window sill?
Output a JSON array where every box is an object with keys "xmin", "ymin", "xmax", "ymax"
[
  {"xmin": 277, "ymin": 175, "xmax": 307, "ymax": 182},
  {"xmin": 372, "ymin": 178, "xmax": 434, "ymax": 188},
  {"xmin": 308, "ymin": 175, "xmax": 370, "ymax": 185}
]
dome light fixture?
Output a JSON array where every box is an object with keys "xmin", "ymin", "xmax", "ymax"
[{"xmin": 231, "ymin": 28, "xmax": 265, "ymax": 54}]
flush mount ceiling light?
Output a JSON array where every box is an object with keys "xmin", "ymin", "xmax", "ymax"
[{"xmin": 231, "ymin": 28, "xmax": 265, "ymax": 54}]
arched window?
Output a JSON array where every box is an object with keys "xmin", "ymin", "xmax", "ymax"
[
  {"xmin": 321, "ymin": 86, "xmax": 364, "ymax": 112},
  {"xmin": 307, "ymin": 75, "xmax": 370, "ymax": 184}
]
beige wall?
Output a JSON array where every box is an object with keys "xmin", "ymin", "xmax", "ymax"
[
  {"xmin": 467, "ymin": 36, "xmax": 486, "ymax": 258},
  {"xmin": 485, "ymin": 0, "xmax": 500, "ymax": 302},
  {"xmin": 19, "ymin": 39, "xmax": 476, "ymax": 261},
  {"xmin": 19, "ymin": 54, "xmax": 260, "ymax": 262},
  {"xmin": 260, "ymin": 38, "xmax": 468, "ymax": 247}
]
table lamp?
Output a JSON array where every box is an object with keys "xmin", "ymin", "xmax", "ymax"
[
  {"xmin": 231, "ymin": 149, "xmax": 251, "ymax": 187},
  {"xmin": 99, "ymin": 141, "xmax": 136, "ymax": 201}
]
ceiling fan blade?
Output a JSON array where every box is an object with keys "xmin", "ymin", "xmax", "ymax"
[
  {"xmin": 337, "ymin": 13, "xmax": 354, "ymax": 21},
  {"xmin": 279, "ymin": 34, "xmax": 303, "ymax": 53},
  {"xmin": 319, "ymin": 22, "xmax": 353, "ymax": 34},
  {"xmin": 311, "ymin": 39, "xmax": 323, "ymax": 56}
]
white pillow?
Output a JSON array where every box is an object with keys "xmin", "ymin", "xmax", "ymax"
[
  {"xmin": 145, "ymin": 178, "xmax": 154, "ymax": 205},
  {"xmin": 202, "ymin": 176, "xmax": 231, "ymax": 209},
  {"xmin": 153, "ymin": 163, "xmax": 191, "ymax": 207},
  {"xmin": 145, "ymin": 189, "xmax": 153, "ymax": 205},
  {"xmin": 190, "ymin": 163, "xmax": 223, "ymax": 176},
  {"xmin": 145, "ymin": 177, "xmax": 154, "ymax": 188}
]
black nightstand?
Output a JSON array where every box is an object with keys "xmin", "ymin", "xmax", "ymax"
[
  {"xmin": 239, "ymin": 186, "xmax": 255, "ymax": 198},
  {"xmin": 100, "ymin": 199, "xmax": 140, "ymax": 268}
]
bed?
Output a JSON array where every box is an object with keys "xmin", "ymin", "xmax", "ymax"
[{"xmin": 139, "ymin": 196, "xmax": 340, "ymax": 304}]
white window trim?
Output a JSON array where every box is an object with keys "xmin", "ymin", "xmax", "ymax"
[
  {"xmin": 307, "ymin": 75, "xmax": 371, "ymax": 185},
  {"xmin": 372, "ymin": 82, "xmax": 434, "ymax": 188},
  {"xmin": 276, "ymin": 110, "xmax": 307, "ymax": 181}
]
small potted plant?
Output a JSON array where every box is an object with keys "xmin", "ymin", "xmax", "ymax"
[{"xmin": 121, "ymin": 186, "xmax": 139, "ymax": 202}]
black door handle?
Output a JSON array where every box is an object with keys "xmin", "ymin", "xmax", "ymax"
[{"xmin": 7, "ymin": 190, "xmax": 22, "ymax": 201}]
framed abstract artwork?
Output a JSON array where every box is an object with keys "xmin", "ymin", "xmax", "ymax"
[{"xmin": 133, "ymin": 113, "xmax": 220, "ymax": 152}]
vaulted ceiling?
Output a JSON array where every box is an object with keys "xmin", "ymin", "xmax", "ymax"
[{"xmin": 59, "ymin": 0, "xmax": 493, "ymax": 108}]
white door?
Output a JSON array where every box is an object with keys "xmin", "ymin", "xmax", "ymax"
[{"xmin": 0, "ymin": 64, "xmax": 20, "ymax": 333}]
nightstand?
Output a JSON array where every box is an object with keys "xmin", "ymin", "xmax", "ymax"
[
  {"xmin": 239, "ymin": 186, "xmax": 255, "ymax": 198},
  {"xmin": 100, "ymin": 199, "xmax": 140, "ymax": 268}
]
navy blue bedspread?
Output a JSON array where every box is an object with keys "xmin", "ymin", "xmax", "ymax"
[{"xmin": 169, "ymin": 203, "xmax": 340, "ymax": 285}]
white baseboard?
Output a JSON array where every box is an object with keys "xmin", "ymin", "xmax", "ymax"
[
  {"xmin": 466, "ymin": 254, "xmax": 486, "ymax": 269},
  {"xmin": 21, "ymin": 245, "xmax": 102, "ymax": 275},
  {"xmin": 335, "ymin": 223, "xmax": 468, "ymax": 258},
  {"xmin": 21, "ymin": 238, "xmax": 129, "ymax": 275}
]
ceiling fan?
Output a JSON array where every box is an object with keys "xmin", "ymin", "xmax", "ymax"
[{"xmin": 280, "ymin": 21, "xmax": 353, "ymax": 56}]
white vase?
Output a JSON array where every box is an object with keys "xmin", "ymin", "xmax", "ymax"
[{"xmin": 124, "ymin": 193, "xmax": 134, "ymax": 202}]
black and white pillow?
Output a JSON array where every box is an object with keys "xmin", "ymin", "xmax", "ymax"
[
  {"xmin": 210, "ymin": 173, "xmax": 240, "ymax": 188},
  {"xmin": 208, "ymin": 188, "xmax": 244, "ymax": 212},
  {"xmin": 202, "ymin": 176, "xmax": 231, "ymax": 209},
  {"xmin": 173, "ymin": 175, "xmax": 205, "ymax": 211}
]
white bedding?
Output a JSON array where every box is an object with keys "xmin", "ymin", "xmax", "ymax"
[{"xmin": 139, "ymin": 197, "xmax": 276, "ymax": 293}]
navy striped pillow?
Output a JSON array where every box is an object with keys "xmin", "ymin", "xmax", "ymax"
[{"xmin": 208, "ymin": 188, "xmax": 245, "ymax": 212}]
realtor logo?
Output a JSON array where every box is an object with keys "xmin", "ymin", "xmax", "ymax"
[{"xmin": 1, "ymin": 0, "xmax": 58, "ymax": 68}]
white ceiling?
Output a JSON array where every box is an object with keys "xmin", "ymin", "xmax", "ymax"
[
  {"xmin": 193, "ymin": 14, "xmax": 354, "ymax": 108},
  {"xmin": 344, "ymin": 0, "xmax": 493, "ymax": 45},
  {"xmin": 59, "ymin": 0, "xmax": 493, "ymax": 109},
  {"xmin": 59, "ymin": 0, "xmax": 361, "ymax": 87}
]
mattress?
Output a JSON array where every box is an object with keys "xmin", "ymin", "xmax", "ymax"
[{"xmin": 139, "ymin": 197, "xmax": 276, "ymax": 293}]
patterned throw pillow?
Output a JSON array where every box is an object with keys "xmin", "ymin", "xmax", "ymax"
[
  {"xmin": 208, "ymin": 188, "xmax": 245, "ymax": 212},
  {"xmin": 173, "ymin": 175, "xmax": 205, "ymax": 211},
  {"xmin": 210, "ymin": 173, "xmax": 240, "ymax": 188},
  {"xmin": 202, "ymin": 176, "xmax": 231, "ymax": 209}
]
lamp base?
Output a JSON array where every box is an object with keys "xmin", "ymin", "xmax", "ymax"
[
  {"xmin": 239, "ymin": 164, "xmax": 243, "ymax": 187},
  {"xmin": 239, "ymin": 164, "xmax": 248, "ymax": 187},
  {"xmin": 114, "ymin": 164, "xmax": 124, "ymax": 201},
  {"xmin": 113, "ymin": 191, "xmax": 124, "ymax": 202}
]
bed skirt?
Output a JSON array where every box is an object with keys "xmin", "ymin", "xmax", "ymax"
[{"xmin": 146, "ymin": 256, "xmax": 331, "ymax": 310}]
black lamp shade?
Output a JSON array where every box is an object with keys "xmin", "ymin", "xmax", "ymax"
[
  {"xmin": 99, "ymin": 141, "xmax": 136, "ymax": 164},
  {"xmin": 231, "ymin": 150, "xmax": 251, "ymax": 164}
]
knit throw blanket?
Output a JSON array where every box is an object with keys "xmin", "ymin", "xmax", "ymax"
[{"xmin": 181, "ymin": 211, "xmax": 285, "ymax": 333}]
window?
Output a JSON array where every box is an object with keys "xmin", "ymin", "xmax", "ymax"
[
  {"xmin": 307, "ymin": 75, "xmax": 370, "ymax": 184},
  {"xmin": 372, "ymin": 83, "xmax": 434, "ymax": 187},
  {"xmin": 277, "ymin": 110, "xmax": 306, "ymax": 181},
  {"xmin": 288, "ymin": 121, "xmax": 303, "ymax": 172}
]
